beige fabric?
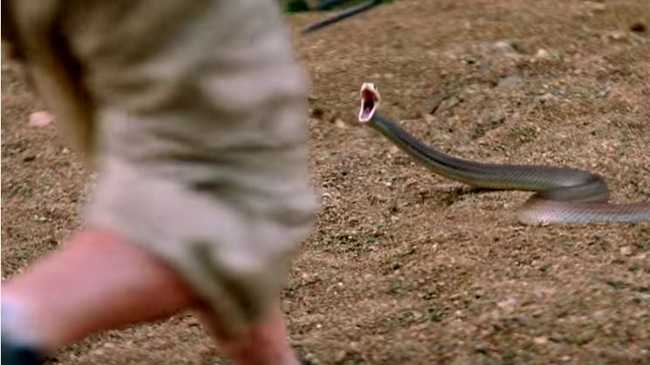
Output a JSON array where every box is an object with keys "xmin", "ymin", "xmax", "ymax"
[{"xmin": 7, "ymin": 0, "xmax": 318, "ymax": 336}]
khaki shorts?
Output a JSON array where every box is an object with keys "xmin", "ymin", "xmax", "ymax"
[{"xmin": 5, "ymin": 0, "xmax": 318, "ymax": 336}]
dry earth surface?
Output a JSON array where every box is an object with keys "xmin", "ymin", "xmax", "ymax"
[{"xmin": 2, "ymin": 1, "xmax": 650, "ymax": 364}]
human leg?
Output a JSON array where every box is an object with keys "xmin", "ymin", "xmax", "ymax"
[
  {"xmin": 198, "ymin": 304, "xmax": 302, "ymax": 365},
  {"xmin": 2, "ymin": 228, "xmax": 306, "ymax": 365},
  {"xmin": 2, "ymin": 229, "xmax": 198, "ymax": 354}
]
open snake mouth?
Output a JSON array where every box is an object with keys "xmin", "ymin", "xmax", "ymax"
[{"xmin": 358, "ymin": 82, "xmax": 381, "ymax": 123}]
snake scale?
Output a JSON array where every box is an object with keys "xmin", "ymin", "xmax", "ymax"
[{"xmin": 358, "ymin": 82, "xmax": 650, "ymax": 224}]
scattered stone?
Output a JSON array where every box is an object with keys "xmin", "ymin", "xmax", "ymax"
[
  {"xmin": 605, "ymin": 30, "xmax": 628, "ymax": 42},
  {"xmin": 630, "ymin": 22, "xmax": 646, "ymax": 33},
  {"xmin": 492, "ymin": 40, "xmax": 520, "ymax": 54},
  {"xmin": 462, "ymin": 56, "xmax": 479, "ymax": 65},
  {"xmin": 597, "ymin": 87, "xmax": 610, "ymax": 98},
  {"xmin": 28, "ymin": 111, "xmax": 55, "ymax": 127},
  {"xmin": 428, "ymin": 93, "xmax": 446, "ymax": 114},
  {"xmin": 487, "ymin": 111, "xmax": 506, "ymax": 125},
  {"xmin": 33, "ymin": 215, "xmax": 47, "ymax": 222},
  {"xmin": 620, "ymin": 246, "xmax": 633, "ymax": 256},
  {"xmin": 533, "ymin": 336, "xmax": 549, "ymax": 345},
  {"xmin": 442, "ymin": 95, "xmax": 462, "ymax": 110},
  {"xmin": 537, "ymin": 93, "xmax": 556, "ymax": 103},
  {"xmin": 498, "ymin": 75, "xmax": 524, "ymax": 89},
  {"xmin": 534, "ymin": 48, "xmax": 551, "ymax": 60},
  {"xmin": 472, "ymin": 111, "xmax": 506, "ymax": 139},
  {"xmin": 497, "ymin": 297, "xmax": 518, "ymax": 312},
  {"xmin": 585, "ymin": 1, "xmax": 607, "ymax": 13},
  {"xmin": 334, "ymin": 350, "xmax": 348, "ymax": 362},
  {"xmin": 334, "ymin": 118, "xmax": 347, "ymax": 129}
]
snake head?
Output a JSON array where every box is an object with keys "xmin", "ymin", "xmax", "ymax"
[{"xmin": 359, "ymin": 82, "xmax": 381, "ymax": 123}]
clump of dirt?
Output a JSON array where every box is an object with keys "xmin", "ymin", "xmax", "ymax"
[{"xmin": 2, "ymin": 1, "xmax": 649, "ymax": 364}]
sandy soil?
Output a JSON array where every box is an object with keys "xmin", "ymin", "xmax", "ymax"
[{"xmin": 2, "ymin": 1, "xmax": 649, "ymax": 364}]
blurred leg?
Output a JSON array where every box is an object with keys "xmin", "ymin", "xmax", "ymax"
[
  {"xmin": 2, "ymin": 229, "xmax": 198, "ymax": 352},
  {"xmin": 2, "ymin": 229, "xmax": 303, "ymax": 365},
  {"xmin": 198, "ymin": 305, "xmax": 301, "ymax": 365}
]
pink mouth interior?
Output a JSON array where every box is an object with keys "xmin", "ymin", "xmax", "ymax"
[{"xmin": 359, "ymin": 88, "xmax": 378, "ymax": 122}]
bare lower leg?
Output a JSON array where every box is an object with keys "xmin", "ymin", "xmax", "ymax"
[
  {"xmin": 198, "ymin": 306, "xmax": 301, "ymax": 365},
  {"xmin": 2, "ymin": 229, "xmax": 300, "ymax": 365},
  {"xmin": 2, "ymin": 229, "xmax": 198, "ymax": 352}
]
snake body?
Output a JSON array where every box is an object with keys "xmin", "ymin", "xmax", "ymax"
[{"xmin": 358, "ymin": 83, "xmax": 650, "ymax": 224}]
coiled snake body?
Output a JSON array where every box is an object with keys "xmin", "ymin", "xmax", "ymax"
[{"xmin": 358, "ymin": 83, "xmax": 650, "ymax": 224}]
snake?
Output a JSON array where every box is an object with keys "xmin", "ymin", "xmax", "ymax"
[
  {"xmin": 301, "ymin": 0, "xmax": 385, "ymax": 34},
  {"xmin": 357, "ymin": 82, "xmax": 650, "ymax": 224}
]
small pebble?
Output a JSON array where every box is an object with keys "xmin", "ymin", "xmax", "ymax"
[
  {"xmin": 334, "ymin": 119, "xmax": 347, "ymax": 129},
  {"xmin": 28, "ymin": 111, "xmax": 55, "ymax": 127},
  {"xmin": 533, "ymin": 336, "xmax": 549, "ymax": 345},
  {"xmin": 498, "ymin": 75, "xmax": 524, "ymax": 89},
  {"xmin": 492, "ymin": 40, "xmax": 519, "ymax": 54},
  {"xmin": 606, "ymin": 31, "xmax": 627, "ymax": 41},
  {"xmin": 586, "ymin": 1, "xmax": 607, "ymax": 12},
  {"xmin": 534, "ymin": 48, "xmax": 551, "ymax": 60},
  {"xmin": 537, "ymin": 93, "xmax": 555, "ymax": 103},
  {"xmin": 620, "ymin": 246, "xmax": 633, "ymax": 256},
  {"xmin": 497, "ymin": 297, "xmax": 518, "ymax": 311}
]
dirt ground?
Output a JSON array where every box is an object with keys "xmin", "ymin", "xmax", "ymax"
[{"xmin": 2, "ymin": 1, "xmax": 650, "ymax": 364}]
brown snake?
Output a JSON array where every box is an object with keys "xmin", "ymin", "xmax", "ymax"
[{"xmin": 358, "ymin": 82, "xmax": 650, "ymax": 224}]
